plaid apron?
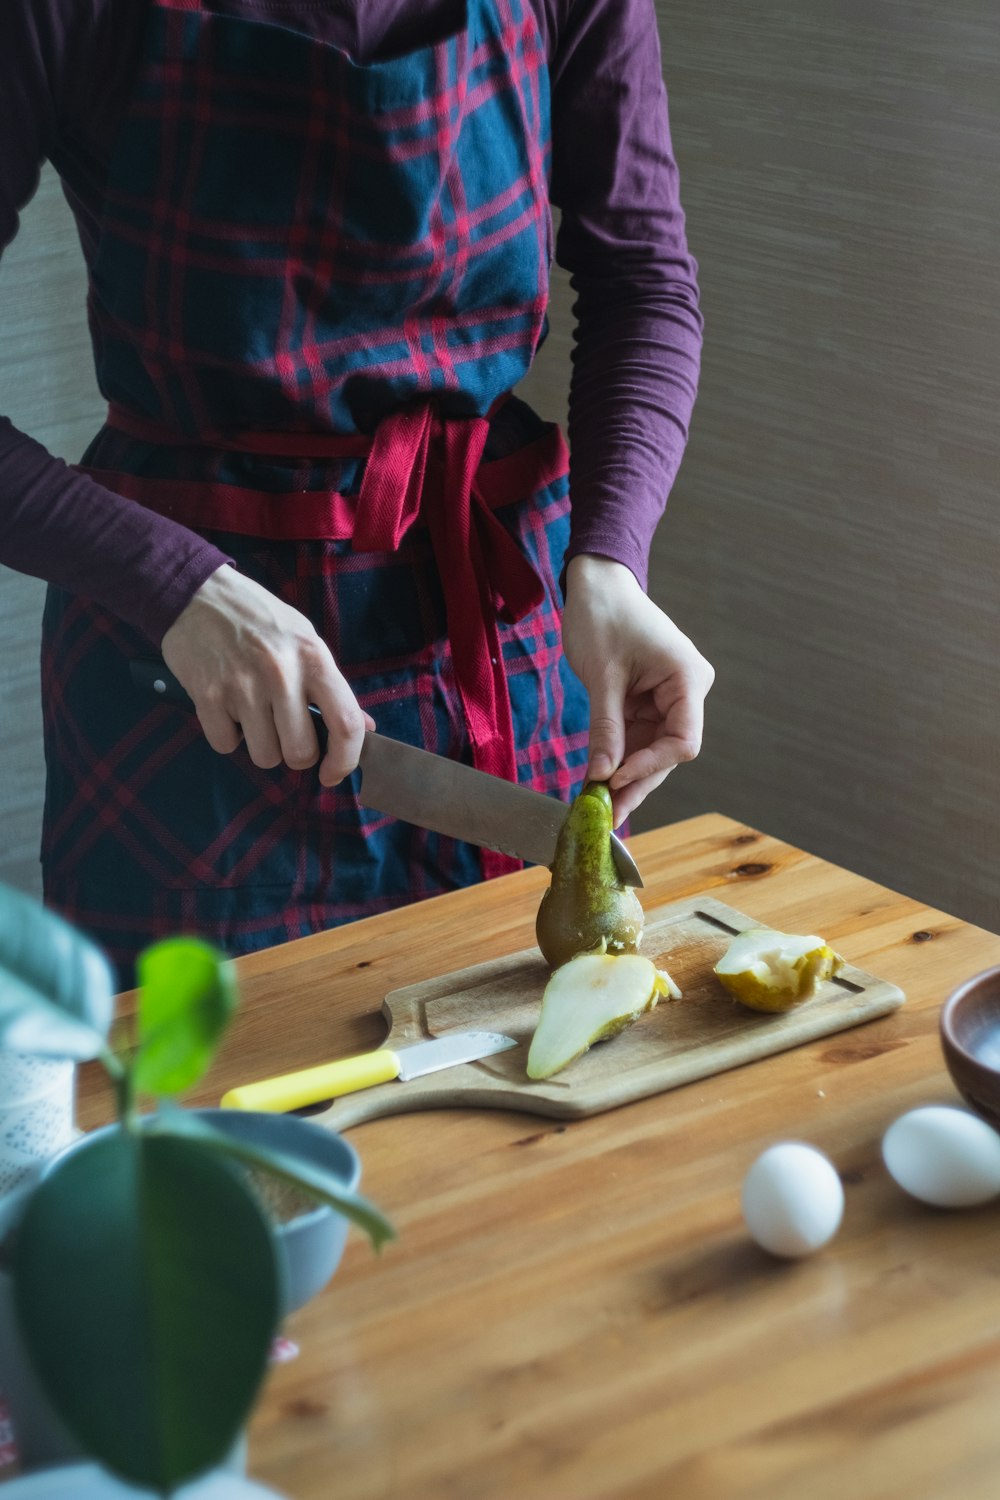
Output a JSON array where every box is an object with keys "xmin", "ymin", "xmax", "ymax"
[{"xmin": 41, "ymin": 0, "xmax": 589, "ymax": 984}]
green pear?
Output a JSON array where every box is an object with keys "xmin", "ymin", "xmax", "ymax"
[
  {"xmin": 527, "ymin": 953, "xmax": 680, "ymax": 1080},
  {"xmin": 535, "ymin": 782, "xmax": 644, "ymax": 969}
]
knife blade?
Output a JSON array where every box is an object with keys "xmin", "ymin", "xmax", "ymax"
[
  {"xmin": 219, "ymin": 1029, "xmax": 518, "ymax": 1112},
  {"xmin": 128, "ymin": 658, "xmax": 642, "ymax": 886}
]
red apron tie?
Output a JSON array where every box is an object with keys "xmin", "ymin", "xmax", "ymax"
[
  {"xmin": 100, "ymin": 400, "xmax": 559, "ymax": 878},
  {"xmin": 354, "ymin": 405, "xmax": 544, "ymax": 802}
]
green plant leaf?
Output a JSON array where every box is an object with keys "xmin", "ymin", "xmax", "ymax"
[
  {"xmin": 13, "ymin": 1129, "xmax": 278, "ymax": 1494},
  {"xmin": 132, "ymin": 938, "xmax": 238, "ymax": 1097},
  {"xmin": 154, "ymin": 1107, "xmax": 396, "ymax": 1252},
  {"xmin": 0, "ymin": 881, "xmax": 114, "ymax": 1060}
]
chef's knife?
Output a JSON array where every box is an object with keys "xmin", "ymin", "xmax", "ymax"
[
  {"xmin": 128, "ymin": 658, "xmax": 643, "ymax": 886},
  {"xmin": 219, "ymin": 1029, "xmax": 518, "ymax": 1112}
]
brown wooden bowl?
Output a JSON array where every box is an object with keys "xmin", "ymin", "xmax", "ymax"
[{"xmin": 940, "ymin": 966, "xmax": 1000, "ymax": 1127}]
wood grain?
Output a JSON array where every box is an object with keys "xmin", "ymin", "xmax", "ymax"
[
  {"xmin": 74, "ymin": 814, "xmax": 1000, "ymax": 1500},
  {"xmin": 291, "ymin": 894, "xmax": 904, "ymax": 1130}
]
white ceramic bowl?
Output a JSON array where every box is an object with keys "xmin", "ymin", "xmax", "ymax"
[
  {"xmin": 196, "ymin": 1108, "xmax": 361, "ymax": 1313},
  {"xmin": 0, "ymin": 1461, "xmax": 285, "ymax": 1498},
  {"xmin": 41, "ymin": 1108, "xmax": 361, "ymax": 1314}
]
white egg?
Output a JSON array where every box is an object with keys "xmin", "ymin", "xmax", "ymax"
[
  {"xmin": 741, "ymin": 1142, "xmax": 844, "ymax": 1258},
  {"xmin": 882, "ymin": 1106, "xmax": 1000, "ymax": 1208}
]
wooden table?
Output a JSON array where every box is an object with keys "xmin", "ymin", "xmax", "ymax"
[{"xmin": 77, "ymin": 813, "xmax": 1000, "ymax": 1500}]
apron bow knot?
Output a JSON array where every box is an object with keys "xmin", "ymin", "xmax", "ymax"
[
  {"xmin": 353, "ymin": 401, "xmax": 545, "ymax": 785},
  {"xmin": 101, "ymin": 396, "xmax": 565, "ymax": 874}
]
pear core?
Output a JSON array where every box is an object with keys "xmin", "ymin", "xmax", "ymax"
[
  {"xmin": 527, "ymin": 952, "xmax": 680, "ymax": 1080},
  {"xmin": 714, "ymin": 928, "xmax": 844, "ymax": 1013}
]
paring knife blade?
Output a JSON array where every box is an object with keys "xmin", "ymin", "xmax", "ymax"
[
  {"xmin": 128, "ymin": 658, "xmax": 643, "ymax": 887},
  {"xmin": 220, "ymin": 1029, "xmax": 518, "ymax": 1112}
]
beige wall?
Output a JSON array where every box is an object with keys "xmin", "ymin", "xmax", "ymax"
[
  {"xmin": 2, "ymin": 3, "xmax": 999, "ymax": 934},
  {"xmin": 638, "ymin": 0, "xmax": 1000, "ymax": 936},
  {"xmin": 0, "ymin": 168, "xmax": 105, "ymax": 898}
]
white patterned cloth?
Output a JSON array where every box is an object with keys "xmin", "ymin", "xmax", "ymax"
[{"xmin": 0, "ymin": 1054, "xmax": 77, "ymax": 1195}]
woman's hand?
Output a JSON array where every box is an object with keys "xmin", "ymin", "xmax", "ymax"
[
  {"xmin": 161, "ymin": 565, "xmax": 373, "ymax": 786},
  {"xmin": 562, "ymin": 554, "xmax": 715, "ymax": 825}
]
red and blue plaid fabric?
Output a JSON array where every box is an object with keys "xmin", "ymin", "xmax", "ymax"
[
  {"xmin": 89, "ymin": 0, "xmax": 553, "ymax": 434},
  {"xmin": 41, "ymin": 0, "xmax": 589, "ymax": 985}
]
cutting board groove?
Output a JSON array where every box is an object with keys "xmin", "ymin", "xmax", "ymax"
[{"xmin": 310, "ymin": 894, "xmax": 904, "ymax": 1130}]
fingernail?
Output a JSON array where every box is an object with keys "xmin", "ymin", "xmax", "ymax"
[{"xmin": 589, "ymin": 755, "xmax": 612, "ymax": 781}]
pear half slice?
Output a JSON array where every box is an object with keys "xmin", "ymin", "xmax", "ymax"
[
  {"xmin": 527, "ymin": 953, "xmax": 680, "ymax": 1081},
  {"xmin": 714, "ymin": 928, "xmax": 844, "ymax": 1013}
]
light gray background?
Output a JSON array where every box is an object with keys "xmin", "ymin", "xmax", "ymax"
[{"xmin": 2, "ymin": 1, "xmax": 998, "ymax": 933}]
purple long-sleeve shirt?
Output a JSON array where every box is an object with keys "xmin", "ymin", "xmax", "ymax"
[{"xmin": 0, "ymin": 0, "xmax": 702, "ymax": 644}]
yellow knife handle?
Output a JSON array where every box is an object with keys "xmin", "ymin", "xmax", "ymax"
[{"xmin": 220, "ymin": 1049, "xmax": 401, "ymax": 1112}]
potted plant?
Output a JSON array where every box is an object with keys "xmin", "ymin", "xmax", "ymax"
[{"xmin": 0, "ymin": 881, "xmax": 394, "ymax": 1496}]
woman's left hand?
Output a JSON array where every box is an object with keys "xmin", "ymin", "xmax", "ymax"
[{"xmin": 561, "ymin": 554, "xmax": 715, "ymax": 825}]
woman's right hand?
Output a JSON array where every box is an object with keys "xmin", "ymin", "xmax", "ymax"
[{"xmin": 161, "ymin": 564, "xmax": 373, "ymax": 786}]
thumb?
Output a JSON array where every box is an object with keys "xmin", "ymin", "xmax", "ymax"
[{"xmin": 585, "ymin": 675, "xmax": 626, "ymax": 784}]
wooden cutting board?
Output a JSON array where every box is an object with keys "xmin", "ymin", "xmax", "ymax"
[{"xmin": 310, "ymin": 894, "xmax": 905, "ymax": 1130}]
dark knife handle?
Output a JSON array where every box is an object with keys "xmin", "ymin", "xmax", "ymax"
[
  {"xmin": 129, "ymin": 661, "xmax": 644, "ymax": 886},
  {"xmin": 129, "ymin": 657, "xmax": 196, "ymax": 709},
  {"xmin": 128, "ymin": 659, "xmax": 329, "ymax": 747}
]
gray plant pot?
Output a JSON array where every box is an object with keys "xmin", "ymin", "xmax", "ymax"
[
  {"xmin": 0, "ymin": 1182, "xmax": 81, "ymax": 1471},
  {"xmin": 0, "ymin": 1199, "xmax": 249, "ymax": 1479},
  {"xmin": 0, "ymin": 1109, "xmax": 359, "ymax": 1473}
]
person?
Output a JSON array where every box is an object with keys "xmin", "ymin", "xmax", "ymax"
[{"xmin": 0, "ymin": 0, "xmax": 713, "ymax": 987}]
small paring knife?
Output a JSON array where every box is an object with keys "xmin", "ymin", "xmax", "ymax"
[
  {"xmin": 220, "ymin": 1030, "xmax": 518, "ymax": 1113},
  {"xmin": 128, "ymin": 658, "xmax": 643, "ymax": 887}
]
